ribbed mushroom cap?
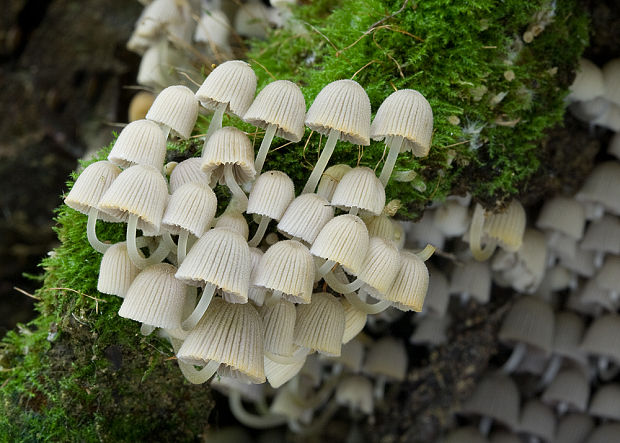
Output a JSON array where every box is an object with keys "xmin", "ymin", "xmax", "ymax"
[
  {"xmin": 536, "ymin": 197, "xmax": 586, "ymax": 239},
  {"xmin": 541, "ymin": 368, "xmax": 590, "ymax": 412},
  {"xmin": 243, "ymin": 80, "xmax": 306, "ymax": 142},
  {"xmin": 370, "ymin": 89, "xmax": 433, "ymax": 157},
  {"xmin": 341, "ymin": 297, "xmax": 367, "ymax": 344},
  {"xmin": 175, "ymin": 227, "xmax": 250, "ymax": 301},
  {"xmin": 64, "ymin": 161, "xmax": 122, "ymax": 222},
  {"xmin": 356, "ymin": 237, "xmax": 401, "ymax": 295},
  {"xmin": 294, "ymin": 292, "xmax": 345, "ymax": 356},
  {"xmin": 264, "ymin": 353, "xmax": 306, "ymax": 389},
  {"xmin": 376, "ymin": 250, "xmax": 429, "ymax": 311},
  {"xmin": 363, "ymin": 337, "xmax": 407, "ymax": 381},
  {"xmin": 108, "ymin": 120, "xmax": 167, "ymax": 169},
  {"xmin": 97, "ymin": 242, "xmax": 140, "ymax": 297},
  {"xmin": 442, "ymin": 428, "xmax": 489, "ymax": 443},
  {"xmin": 317, "ymin": 164, "xmax": 352, "ymax": 202},
  {"xmin": 248, "ymin": 247, "xmax": 267, "ymax": 306},
  {"xmin": 552, "ymin": 312, "xmax": 588, "ymax": 366},
  {"xmin": 169, "ymin": 157, "xmax": 211, "ymax": 194},
  {"xmin": 460, "ymin": 372, "xmax": 520, "ymax": 430},
  {"xmin": 595, "ymin": 255, "xmax": 620, "ymax": 293},
  {"xmin": 366, "ymin": 214, "xmax": 395, "ymax": 241},
  {"xmin": 410, "ymin": 315, "xmax": 450, "ymax": 346},
  {"xmin": 195, "ymin": 60, "xmax": 257, "ymax": 117},
  {"xmin": 233, "ymin": 2, "xmax": 270, "ymax": 40},
  {"xmin": 580, "ymin": 314, "xmax": 620, "ymax": 363},
  {"xmin": 161, "ymin": 182, "xmax": 217, "ymax": 237},
  {"xmin": 434, "ymin": 200, "xmax": 470, "ymax": 237},
  {"xmin": 98, "ymin": 164, "xmax": 169, "ymax": 234},
  {"xmin": 518, "ymin": 399, "xmax": 556, "ymax": 443},
  {"xmin": 568, "ymin": 58, "xmax": 605, "ymax": 102},
  {"xmin": 299, "ymin": 353, "xmax": 323, "ymax": 388},
  {"xmin": 277, "ymin": 193, "xmax": 334, "ymax": 244},
  {"xmin": 335, "ymin": 375, "xmax": 374, "ymax": 415},
  {"xmin": 210, "ymin": 375, "xmax": 265, "ymax": 403},
  {"xmin": 449, "ymin": 259, "xmax": 491, "ymax": 304},
  {"xmin": 194, "ymin": 9, "xmax": 231, "ymax": 49},
  {"xmin": 305, "ymin": 79, "xmax": 371, "ymax": 145},
  {"xmin": 261, "ymin": 299, "xmax": 296, "ymax": 357},
  {"xmin": 558, "ymin": 246, "xmax": 596, "ymax": 278},
  {"xmin": 201, "ymin": 126, "xmax": 256, "ymax": 184},
  {"xmin": 118, "ymin": 263, "xmax": 186, "ymax": 329},
  {"xmin": 177, "ymin": 298, "xmax": 265, "ymax": 383},
  {"xmin": 554, "ymin": 413, "xmax": 594, "ymax": 443},
  {"xmin": 403, "ymin": 212, "xmax": 446, "ymax": 250},
  {"xmin": 247, "ymin": 171, "xmax": 295, "ymax": 220},
  {"xmin": 254, "ymin": 240, "xmax": 315, "ymax": 304},
  {"xmin": 269, "ymin": 390, "xmax": 312, "ymax": 423},
  {"xmin": 484, "ymin": 200, "xmax": 526, "ymax": 252},
  {"xmin": 128, "ymin": 91, "xmax": 155, "ymax": 122},
  {"xmin": 576, "ymin": 162, "xmax": 620, "ymax": 215},
  {"xmin": 581, "ymin": 214, "xmax": 620, "ymax": 255},
  {"xmin": 423, "ymin": 268, "xmax": 449, "ymax": 317},
  {"xmin": 586, "ymin": 424, "xmax": 620, "ymax": 443},
  {"xmin": 214, "ymin": 211, "xmax": 249, "ymax": 240},
  {"xmin": 603, "ymin": 58, "xmax": 620, "ymax": 106},
  {"xmin": 331, "ymin": 167, "xmax": 385, "ymax": 216},
  {"xmin": 577, "ymin": 279, "xmax": 615, "ymax": 312},
  {"xmin": 322, "ymin": 338, "xmax": 364, "ymax": 373},
  {"xmin": 134, "ymin": 0, "xmax": 184, "ymax": 38},
  {"xmin": 589, "ymin": 384, "xmax": 620, "ymax": 421},
  {"xmin": 310, "ymin": 214, "xmax": 369, "ymax": 274},
  {"xmin": 146, "ymin": 85, "xmax": 199, "ymax": 139},
  {"xmin": 498, "ymin": 296, "xmax": 554, "ymax": 354}
]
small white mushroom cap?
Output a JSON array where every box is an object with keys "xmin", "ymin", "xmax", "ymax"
[
  {"xmin": 97, "ymin": 242, "xmax": 140, "ymax": 297},
  {"xmin": 244, "ymin": 80, "xmax": 306, "ymax": 142},
  {"xmin": 195, "ymin": 60, "xmax": 257, "ymax": 118},
  {"xmin": 484, "ymin": 200, "xmax": 527, "ymax": 252},
  {"xmin": 356, "ymin": 237, "xmax": 401, "ymax": 295},
  {"xmin": 422, "ymin": 267, "xmax": 450, "ymax": 317},
  {"xmin": 294, "ymin": 292, "xmax": 345, "ymax": 356},
  {"xmin": 589, "ymin": 384, "xmax": 620, "ymax": 421},
  {"xmin": 378, "ymin": 250, "xmax": 429, "ymax": 311},
  {"xmin": 433, "ymin": 200, "xmax": 470, "ymax": 237},
  {"xmin": 194, "ymin": 9, "xmax": 231, "ymax": 52},
  {"xmin": 322, "ymin": 339, "xmax": 364, "ymax": 373},
  {"xmin": 341, "ymin": 297, "xmax": 367, "ymax": 344},
  {"xmin": 305, "ymin": 79, "xmax": 371, "ymax": 145},
  {"xmin": 595, "ymin": 255, "xmax": 620, "ymax": 295},
  {"xmin": 460, "ymin": 372, "xmax": 520, "ymax": 430},
  {"xmin": 363, "ymin": 337, "xmax": 407, "ymax": 381},
  {"xmin": 498, "ymin": 296, "xmax": 554, "ymax": 355},
  {"xmin": 580, "ymin": 314, "xmax": 620, "ymax": 364},
  {"xmin": 168, "ymin": 157, "xmax": 211, "ymax": 194},
  {"xmin": 576, "ymin": 162, "xmax": 620, "ymax": 217},
  {"xmin": 366, "ymin": 214, "xmax": 395, "ymax": 242},
  {"xmin": 541, "ymin": 368, "xmax": 590, "ymax": 412},
  {"xmin": 554, "ymin": 414, "xmax": 594, "ymax": 443},
  {"xmin": 410, "ymin": 315, "xmax": 450, "ymax": 346},
  {"xmin": 517, "ymin": 400, "xmax": 556, "ymax": 443},
  {"xmin": 449, "ymin": 259, "xmax": 491, "ymax": 304},
  {"xmin": 536, "ymin": 196, "xmax": 585, "ymax": 240},
  {"xmin": 569, "ymin": 96, "xmax": 610, "ymax": 123},
  {"xmin": 335, "ymin": 375, "xmax": 374, "ymax": 415},
  {"xmin": 402, "ymin": 212, "xmax": 446, "ymax": 250},
  {"xmin": 234, "ymin": 1, "xmax": 271, "ymax": 40},
  {"xmin": 247, "ymin": 171, "xmax": 295, "ymax": 221},
  {"xmin": 568, "ymin": 58, "xmax": 605, "ymax": 102},
  {"xmin": 261, "ymin": 299, "xmax": 297, "ymax": 357},
  {"xmin": 331, "ymin": 167, "xmax": 386, "ymax": 216},
  {"xmin": 278, "ymin": 193, "xmax": 334, "ymax": 244},
  {"xmin": 214, "ymin": 211, "xmax": 250, "ymax": 240},
  {"xmin": 108, "ymin": 119, "xmax": 167, "ymax": 170},
  {"xmin": 201, "ymin": 126, "xmax": 256, "ymax": 185},
  {"xmin": 263, "ymin": 353, "xmax": 306, "ymax": 389},
  {"xmin": 586, "ymin": 424, "xmax": 620, "ymax": 443},
  {"xmin": 581, "ymin": 214, "xmax": 620, "ymax": 255},
  {"xmin": 602, "ymin": 58, "xmax": 620, "ymax": 106},
  {"xmin": 317, "ymin": 164, "xmax": 352, "ymax": 201},
  {"xmin": 146, "ymin": 85, "xmax": 199, "ymax": 139},
  {"xmin": 609, "ymin": 132, "xmax": 620, "ymax": 160},
  {"xmin": 161, "ymin": 182, "xmax": 217, "ymax": 237},
  {"xmin": 134, "ymin": 0, "xmax": 184, "ymax": 39},
  {"xmin": 577, "ymin": 279, "xmax": 616, "ymax": 312},
  {"xmin": 248, "ymin": 247, "xmax": 267, "ymax": 306}
]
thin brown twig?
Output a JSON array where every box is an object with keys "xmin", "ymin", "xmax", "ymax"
[
  {"xmin": 374, "ymin": 144, "xmax": 388, "ymax": 172},
  {"xmin": 13, "ymin": 287, "xmax": 41, "ymax": 300},
  {"xmin": 440, "ymin": 140, "xmax": 469, "ymax": 149},
  {"xmin": 249, "ymin": 58, "xmax": 277, "ymax": 81},
  {"xmin": 177, "ymin": 70, "xmax": 203, "ymax": 87},
  {"xmin": 47, "ymin": 287, "xmax": 106, "ymax": 314},
  {"xmin": 306, "ymin": 23, "xmax": 339, "ymax": 51},
  {"xmin": 301, "ymin": 130, "xmax": 315, "ymax": 169},
  {"xmin": 372, "ymin": 32, "xmax": 404, "ymax": 78},
  {"xmin": 351, "ymin": 60, "xmax": 382, "ymax": 79},
  {"xmin": 271, "ymin": 140, "xmax": 294, "ymax": 152}
]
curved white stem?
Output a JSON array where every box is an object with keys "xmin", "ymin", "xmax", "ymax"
[
  {"xmin": 323, "ymin": 270, "xmax": 363, "ymax": 294},
  {"xmin": 373, "ymin": 374, "xmax": 387, "ymax": 401},
  {"xmin": 317, "ymin": 259, "xmax": 336, "ymax": 277},
  {"xmin": 181, "ymin": 282, "xmax": 216, "ymax": 331},
  {"xmin": 415, "ymin": 244, "xmax": 436, "ymax": 261},
  {"xmin": 203, "ymin": 101, "xmax": 227, "ymax": 149},
  {"xmin": 479, "ymin": 415, "xmax": 493, "ymax": 436},
  {"xmin": 86, "ymin": 207, "xmax": 110, "ymax": 253},
  {"xmin": 177, "ymin": 230, "xmax": 189, "ymax": 265},
  {"xmin": 140, "ymin": 323, "xmax": 156, "ymax": 336},
  {"xmin": 248, "ymin": 215, "xmax": 271, "ymax": 248},
  {"xmin": 301, "ymin": 374, "xmax": 341, "ymax": 410},
  {"xmin": 161, "ymin": 125, "xmax": 171, "ymax": 140},
  {"xmin": 228, "ymin": 390, "xmax": 288, "ymax": 429},
  {"xmin": 161, "ymin": 231, "xmax": 177, "ymax": 252},
  {"xmin": 178, "ymin": 359, "xmax": 220, "ymax": 385},
  {"xmin": 349, "ymin": 206, "xmax": 359, "ymax": 216},
  {"xmin": 302, "ymin": 128, "xmax": 340, "ymax": 194},
  {"xmin": 255, "ymin": 124, "xmax": 277, "ymax": 174},
  {"xmin": 501, "ymin": 342, "xmax": 527, "ymax": 373},
  {"xmin": 288, "ymin": 401, "xmax": 339, "ymax": 436},
  {"xmin": 265, "ymin": 347, "xmax": 309, "ymax": 365},
  {"xmin": 378, "ymin": 136, "xmax": 404, "ymax": 186},
  {"xmin": 539, "ymin": 354, "xmax": 562, "ymax": 387},
  {"xmin": 224, "ymin": 164, "xmax": 248, "ymax": 212},
  {"xmin": 469, "ymin": 203, "xmax": 497, "ymax": 261},
  {"xmin": 126, "ymin": 214, "xmax": 170, "ymax": 269},
  {"xmin": 343, "ymin": 292, "xmax": 391, "ymax": 315}
]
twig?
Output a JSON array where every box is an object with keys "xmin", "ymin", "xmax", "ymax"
[
  {"xmin": 177, "ymin": 70, "xmax": 202, "ymax": 87},
  {"xmin": 47, "ymin": 287, "xmax": 106, "ymax": 314},
  {"xmin": 351, "ymin": 59, "xmax": 382, "ymax": 79},
  {"xmin": 249, "ymin": 58, "xmax": 277, "ymax": 81},
  {"xmin": 372, "ymin": 32, "xmax": 404, "ymax": 78},
  {"xmin": 305, "ymin": 23, "xmax": 339, "ymax": 51},
  {"xmin": 13, "ymin": 287, "xmax": 40, "ymax": 301}
]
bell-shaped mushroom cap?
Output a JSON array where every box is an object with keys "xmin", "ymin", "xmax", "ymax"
[
  {"xmin": 542, "ymin": 367, "xmax": 590, "ymax": 412},
  {"xmin": 169, "ymin": 157, "xmax": 211, "ymax": 194},
  {"xmin": 317, "ymin": 164, "xmax": 352, "ymax": 201},
  {"xmin": 264, "ymin": 353, "xmax": 306, "ymax": 388},
  {"xmin": 64, "ymin": 160, "xmax": 122, "ymax": 221},
  {"xmin": 175, "ymin": 227, "xmax": 250, "ymax": 300},
  {"xmin": 609, "ymin": 132, "xmax": 620, "ymax": 159},
  {"xmin": 587, "ymin": 424, "xmax": 620, "ymax": 443},
  {"xmin": 449, "ymin": 259, "xmax": 492, "ymax": 303},
  {"xmin": 294, "ymin": 292, "xmax": 345, "ymax": 356},
  {"xmin": 331, "ymin": 167, "xmax": 386, "ymax": 216},
  {"xmin": 460, "ymin": 372, "xmax": 520, "ymax": 430},
  {"xmin": 247, "ymin": 171, "xmax": 295, "ymax": 221},
  {"xmin": 536, "ymin": 197, "xmax": 586, "ymax": 240},
  {"xmin": 322, "ymin": 338, "xmax": 364, "ymax": 373},
  {"xmin": 581, "ymin": 214, "xmax": 620, "ymax": 255},
  {"xmin": 554, "ymin": 413, "xmax": 594, "ymax": 443},
  {"xmin": 568, "ymin": 58, "xmax": 605, "ymax": 102},
  {"xmin": 498, "ymin": 296, "xmax": 554, "ymax": 354},
  {"xmin": 335, "ymin": 375, "xmax": 374, "ymax": 415},
  {"xmin": 376, "ymin": 250, "xmax": 429, "ymax": 311},
  {"xmin": 194, "ymin": 9, "xmax": 231, "ymax": 50},
  {"xmin": 97, "ymin": 242, "xmax": 140, "ymax": 297},
  {"xmin": 580, "ymin": 314, "xmax": 620, "ymax": 363},
  {"xmin": 341, "ymin": 297, "xmax": 367, "ymax": 344},
  {"xmin": 108, "ymin": 119, "xmax": 167, "ymax": 170},
  {"xmin": 595, "ymin": 255, "xmax": 620, "ymax": 294},
  {"xmin": 134, "ymin": 0, "xmax": 184, "ymax": 38},
  {"xmin": 434, "ymin": 200, "xmax": 470, "ymax": 237},
  {"xmin": 363, "ymin": 337, "xmax": 407, "ymax": 381},
  {"xmin": 576, "ymin": 279, "xmax": 616, "ymax": 312},
  {"xmin": 552, "ymin": 312, "xmax": 588, "ymax": 366},
  {"xmin": 366, "ymin": 214, "xmax": 394, "ymax": 241},
  {"xmin": 277, "ymin": 193, "xmax": 334, "ymax": 244},
  {"xmin": 215, "ymin": 211, "xmax": 249, "ymax": 240},
  {"xmin": 310, "ymin": 214, "xmax": 370, "ymax": 274},
  {"xmin": 243, "ymin": 80, "xmax": 306, "ymax": 142},
  {"xmin": 603, "ymin": 58, "xmax": 620, "ymax": 106},
  {"xmin": 201, "ymin": 126, "xmax": 256, "ymax": 184},
  {"xmin": 370, "ymin": 89, "xmax": 433, "ymax": 157},
  {"xmin": 233, "ymin": 2, "xmax": 271, "ymax": 40},
  {"xmin": 248, "ymin": 247, "xmax": 268, "ymax": 306},
  {"xmin": 118, "ymin": 263, "xmax": 187, "ymax": 329},
  {"xmin": 305, "ymin": 79, "xmax": 371, "ymax": 145},
  {"xmin": 442, "ymin": 428, "xmax": 489, "ymax": 443},
  {"xmin": 98, "ymin": 164, "xmax": 169, "ymax": 234},
  {"xmin": 254, "ymin": 240, "xmax": 315, "ymax": 304},
  {"xmin": 129, "ymin": 92, "xmax": 155, "ymax": 123},
  {"xmin": 410, "ymin": 315, "xmax": 450, "ymax": 346},
  {"xmin": 146, "ymin": 85, "xmax": 199, "ymax": 139},
  {"xmin": 518, "ymin": 399, "xmax": 556, "ymax": 443},
  {"xmin": 161, "ymin": 182, "xmax": 217, "ymax": 237},
  {"xmin": 423, "ymin": 267, "xmax": 449, "ymax": 317},
  {"xmin": 261, "ymin": 299, "xmax": 296, "ymax": 357},
  {"xmin": 177, "ymin": 298, "xmax": 265, "ymax": 383},
  {"xmin": 195, "ymin": 60, "xmax": 257, "ymax": 118},
  {"xmin": 589, "ymin": 384, "xmax": 620, "ymax": 421},
  {"xmin": 356, "ymin": 237, "xmax": 401, "ymax": 295},
  {"xmin": 576, "ymin": 162, "xmax": 620, "ymax": 216},
  {"xmin": 403, "ymin": 211, "xmax": 446, "ymax": 250},
  {"xmin": 484, "ymin": 200, "xmax": 526, "ymax": 252}
]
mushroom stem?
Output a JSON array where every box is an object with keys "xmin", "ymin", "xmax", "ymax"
[
  {"xmin": 254, "ymin": 123, "xmax": 277, "ymax": 174},
  {"xmin": 228, "ymin": 390, "xmax": 288, "ymax": 429},
  {"xmin": 265, "ymin": 347, "xmax": 309, "ymax": 364},
  {"xmin": 161, "ymin": 125, "xmax": 171, "ymax": 140},
  {"xmin": 539, "ymin": 354, "xmax": 563, "ymax": 387},
  {"xmin": 343, "ymin": 291, "xmax": 391, "ymax": 315},
  {"xmin": 349, "ymin": 206, "xmax": 359, "ymax": 216},
  {"xmin": 317, "ymin": 259, "xmax": 337, "ymax": 277},
  {"xmin": 501, "ymin": 341, "xmax": 527, "ymax": 373},
  {"xmin": 140, "ymin": 323, "xmax": 156, "ymax": 336},
  {"xmin": 86, "ymin": 207, "xmax": 111, "ymax": 253},
  {"xmin": 178, "ymin": 359, "xmax": 220, "ymax": 385},
  {"xmin": 288, "ymin": 401, "xmax": 339, "ymax": 436},
  {"xmin": 378, "ymin": 135, "xmax": 404, "ymax": 186},
  {"xmin": 323, "ymin": 270, "xmax": 363, "ymax": 294},
  {"xmin": 126, "ymin": 214, "xmax": 170, "ymax": 269},
  {"xmin": 248, "ymin": 215, "xmax": 271, "ymax": 248},
  {"xmin": 479, "ymin": 415, "xmax": 493, "ymax": 436},
  {"xmin": 415, "ymin": 244, "xmax": 436, "ymax": 261},
  {"xmin": 224, "ymin": 163, "xmax": 249, "ymax": 211},
  {"xmin": 161, "ymin": 231, "xmax": 177, "ymax": 252},
  {"xmin": 203, "ymin": 101, "xmax": 227, "ymax": 147},
  {"xmin": 302, "ymin": 128, "xmax": 340, "ymax": 194},
  {"xmin": 177, "ymin": 230, "xmax": 189, "ymax": 264},
  {"xmin": 373, "ymin": 374, "xmax": 387, "ymax": 401},
  {"xmin": 300, "ymin": 373, "xmax": 341, "ymax": 410},
  {"xmin": 181, "ymin": 282, "xmax": 216, "ymax": 331},
  {"xmin": 265, "ymin": 290, "xmax": 283, "ymax": 307},
  {"xmin": 469, "ymin": 203, "xmax": 497, "ymax": 261}
]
